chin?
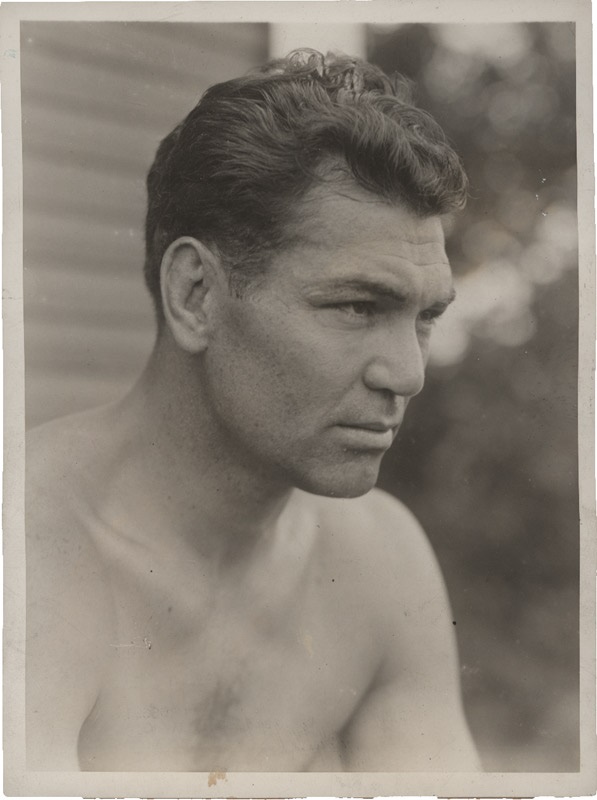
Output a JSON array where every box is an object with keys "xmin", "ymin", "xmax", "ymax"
[{"xmin": 292, "ymin": 459, "xmax": 382, "ymax": 499}]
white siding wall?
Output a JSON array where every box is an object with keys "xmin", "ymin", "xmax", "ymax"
[{"xmin": 22, "ymin": 22, "xmax": 268, "ymax": 428}]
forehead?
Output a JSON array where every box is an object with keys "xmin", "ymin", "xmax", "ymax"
[{"xmin": 273, "ymin": 183, "xmax": 452, "ymax": 294}]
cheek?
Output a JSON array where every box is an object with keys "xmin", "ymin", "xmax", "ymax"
[
  {"xmin": 209, "ymin": 303, "xmax": 357, "ymax": 419},
  {"xmin": 259, "ymin": 319, "xmax": 366, "ymax": 414}
]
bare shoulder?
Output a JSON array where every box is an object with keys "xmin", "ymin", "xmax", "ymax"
[
  {"xmin": 26, "ymin": 405, "xmax": 117, "ymax": 610},
  {"xmin": 27, "ymin": 409, "xmax": 105, "ymax": 571},
  {"xmin": 344, "ymin": 488, "xmax": 454, "ymax": 648},
  {"xmin": 26, "ymin": 410, "xmax": 115, "ymax": 769},
  {"xmin": 26, "ymin": 404, "xmax": 123, "ymax": 544},
  {"xmin": 306, "ymin": 487, "xmax": 443, "ymax": 613},
  {"xmin": 27, "ymin": 405, "xmax": 112, "ymax": 488},
  {"xmin": 304, "ymin": 490, "xmax": 481, "ymax": 771},
  {"xmin": 301, "ymin": 487, "xmax": 457, "ymax": 676},
  {"xmin": 310, "ymin": 486, "xmax": 431, "ymax": 549},
  {"xmin": 26, "ymin": 409, "xmax": 115, "ymax": 578}
]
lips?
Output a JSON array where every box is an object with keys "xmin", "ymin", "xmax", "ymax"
[
  {"xmin": 337, "ymin": 421, "xmax": 397, "ymax": 453},
  {"xmin": 339, "ymin": 421, "xmax": 400, "ymax": 433},
  {"xmin": 335, "ymin": 421, "xmax": 401, "ymax": 451}
]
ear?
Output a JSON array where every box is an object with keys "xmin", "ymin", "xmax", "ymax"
[{"xmin": 160, "ymin": 236, "xmax": 220, "ymax": 353}]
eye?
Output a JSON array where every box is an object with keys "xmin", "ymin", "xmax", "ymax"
[
  {"xmin": 324, "ymin": 300, "xmax": 378, "ymax": 321},
  {"xmin": 418, "ymin": 306, "xmax": 445, "ymax": 326},
  {"xmin": 342, "ymin": 301, "xmax": 375, "ymax": 317}
]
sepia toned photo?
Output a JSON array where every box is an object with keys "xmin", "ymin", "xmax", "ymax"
[{"xmin": 2, "ymin": 1, "xmax": 595, "ymax": 797}]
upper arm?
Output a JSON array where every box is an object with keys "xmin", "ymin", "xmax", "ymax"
[{"xmin": 341, "ymin": 493, "xmax": 482, "ymax": 771}]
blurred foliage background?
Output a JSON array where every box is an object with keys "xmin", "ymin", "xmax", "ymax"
[
  {"xmin": 22, "ymin": 21, "xmax": 579, "ymax": 773},
  {"xmin": 370, "ymin": 23, "xmax": 579, "ymax": 771}
]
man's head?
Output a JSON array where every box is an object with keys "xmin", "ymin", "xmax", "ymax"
[
  {"xmin": 143, "ymin": 50, "xmax": 467, "ymax": 498},
  {"xmin": 144, "ymin": 49, "xmax": 467, "ymax": 313}
]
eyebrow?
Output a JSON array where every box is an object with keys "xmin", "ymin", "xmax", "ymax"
[{"xmin": 310, "ymin": 278, "xmax": 457, "ymax": 307}]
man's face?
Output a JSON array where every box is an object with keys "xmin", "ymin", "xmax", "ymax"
[{"xmin": 202, "ymin": 185, "xmax": 454, "ymax": 498}]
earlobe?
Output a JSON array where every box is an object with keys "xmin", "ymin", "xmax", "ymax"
[{"xmin": 160, "ymin": 237, "xmax": 217, "ymax": 353}]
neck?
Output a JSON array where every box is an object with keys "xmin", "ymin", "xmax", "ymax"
[{"xmin": 113, "ymin": 339, "xmax": 294, "ymax": 564}]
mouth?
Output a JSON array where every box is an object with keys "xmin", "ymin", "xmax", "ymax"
[
  {"xmin": 346, "ymin": 421, "xmax": 399, "ymax": 433},
  {"xmin": 336, "ymin": 422, "xmax": 400, "ymax": 450},
  {"xmin": 338, "ymin": 420, "xmax": 401, "ymax": 434}
]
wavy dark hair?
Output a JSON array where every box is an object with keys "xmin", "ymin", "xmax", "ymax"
[{"xmin": 144, "ymin": 49, "xmax": 468, "ymax": 313}]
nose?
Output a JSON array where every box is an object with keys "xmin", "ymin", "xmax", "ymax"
[{"xmin": 362, "ymin": 328, "xmax": 426, "ymax": 398}]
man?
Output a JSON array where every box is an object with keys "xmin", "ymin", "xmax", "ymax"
[{"xmin": 26, "ymin": 49, "xmax": 481, "ymax": 772}]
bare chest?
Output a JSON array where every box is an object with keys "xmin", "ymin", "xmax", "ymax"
[{"xmin": 78, "ymin": 569, "xmax": 373, "ymax": 771}]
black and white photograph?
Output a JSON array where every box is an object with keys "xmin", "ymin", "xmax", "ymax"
[{"xmin": 2, "ymin": 1, "xmax": 595, "ymax": 797}]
